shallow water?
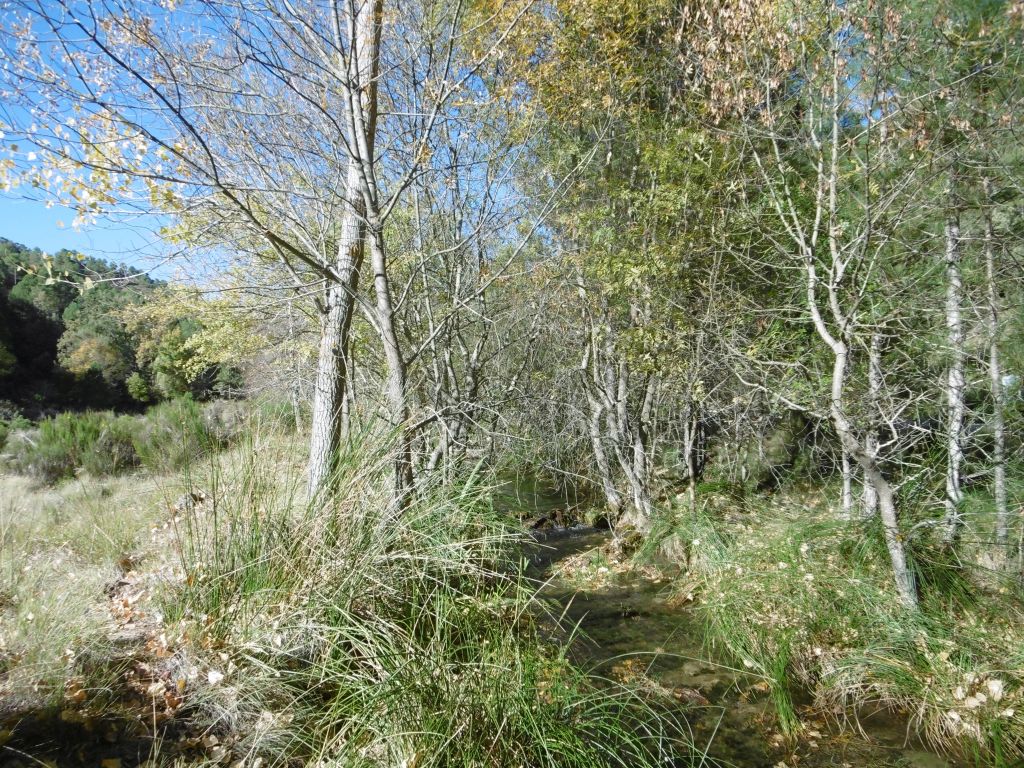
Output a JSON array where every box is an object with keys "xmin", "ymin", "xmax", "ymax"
[{"xmin": 527, "ymin": 528, "xmax": 960, "ymax": 768}]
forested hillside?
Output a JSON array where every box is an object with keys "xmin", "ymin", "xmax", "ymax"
[
  {"xmin": 0, "ymin": 238, "xmax": 240, "ymax": 414},
  {"xmin": 1, "ymin": 0, "xmax": 1023, "ymax": 767}
]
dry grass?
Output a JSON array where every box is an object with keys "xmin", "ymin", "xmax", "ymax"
[
  {"xmin": 0, "ymin": 425, "xmax": 300, "ymax": 713},
  {"xmin": 0, "ymin": 471, "xmax": 172, "ymax": 705}
]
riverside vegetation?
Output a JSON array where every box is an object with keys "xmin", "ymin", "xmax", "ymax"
[
  {"xmin": 1, "ymin": 410, "xmax": 690, "ymax": 766},
  {"xmin": 2, "ymin": 402, "xmax": 1023, "ymax": 766},
  {"xmin": 1, "ymin": 0, "xmax": 1024, "ymax": 765}
]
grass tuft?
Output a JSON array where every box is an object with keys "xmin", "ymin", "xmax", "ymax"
[{"xmin": 163, "ymin": 429, "xmax": 690, "ymax": 767}]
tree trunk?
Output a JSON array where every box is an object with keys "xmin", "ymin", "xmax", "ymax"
[
  {"xmin": 369, "ymin": 227, "xmax": 415, "ymax": 500},
  {"xmin": 618, "ymin": 373, "xmax": 657, "ymax": 531},
  {"xmin": 587, "ymin": 391, "xmax": 624, "ymax": 514},
  {"xmin": 841, "ymin": 448, "xmax": 854, "ymax": 519},
  {"xmin": 942, "ymin": 211, "xmax": 966, "ymax": 544},
  {"xmin": 831, "ymin": 342, "xmax": 917, "ymax": 608},
  {"xmin": 983, "ymin": 178, "xmax": 1009, "ymax": 549},
  {"xmin": 308, "ymin": 162, "xmax": 364, "ymax": 496},
  {"xmin": 308, "ymin": 0, "xmax": 381, "ymax": 498},
  {"xmin": 683, "ymin": 405, "xmax": 702, "ymax": 510},
  {"xmin": 862, "ymin": 330, "xmax": 882, "ymax": 518}
]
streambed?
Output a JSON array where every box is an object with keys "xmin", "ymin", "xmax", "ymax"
[{"xmin": 527, "ymin": 527, "xmax": 958, "ymax": 768}]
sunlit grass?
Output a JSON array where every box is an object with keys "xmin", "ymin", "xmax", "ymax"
[
  {"xmin": 0, "ymin": 472, "xmax": 165, "ymax": 706},
  {"xmin": 164, "ymin": 428, "xmax": 693, "ymax": 767}
]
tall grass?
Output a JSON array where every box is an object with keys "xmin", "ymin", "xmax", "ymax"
[
  {"xmin": 647, "ymin": 492, "xmax": 1024, "ymax": 764},
  {"xmin": 164, "ymin": 430, "xmax": 690, "ymax": 767}
]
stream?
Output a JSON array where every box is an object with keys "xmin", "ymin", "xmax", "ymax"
[{"xmin": 526, "ymin": 526, "xmax": 959, "ymax": 768}]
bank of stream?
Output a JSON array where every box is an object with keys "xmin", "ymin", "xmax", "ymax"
[{"xmin": 527, "ymin": 527, "xmax": 959, "ymax": 768}]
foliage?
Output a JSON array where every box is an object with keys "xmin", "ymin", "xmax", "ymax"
[
  {"xmin": 125, "ymin": 370, "xmax": 151, "ymax": 403},
  {"xmin": 0, "ymin": 236, "xmax": 244, "ymax": 412},
  {"xmin": 5, "ymin": 398, "xmax": 237, "ymax": 484},
  {"xmin": 120, "ymin": 287, "xmax": 247, "ymax": 401}
]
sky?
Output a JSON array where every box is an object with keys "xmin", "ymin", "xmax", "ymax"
[{"xmin": 0, "ymin": 192, "xmax": 174, "ymax": 278}]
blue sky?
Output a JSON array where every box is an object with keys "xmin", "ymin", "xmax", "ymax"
[{"xmin": 0, "ymin": 192, "xmax": 173, "ymax": 277}]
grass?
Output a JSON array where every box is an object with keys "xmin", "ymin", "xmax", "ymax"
[
  {"xmin": 642, "ymin": 487, "xmax": 1024, "ymax": 765},
  {"xmin": 0, "ymin": 472, "xmax": 168, "ymax": 709},
  {"xmin": 0, "ymin": 414, "xmax": 698, "ymax": 766},
  {"xmin": 161, "ymin": 429, "xmax": 691, "ymax": 767},
  {"xmin": 0, "ymin": 403, "xmax": 253, "ymax": 731}
]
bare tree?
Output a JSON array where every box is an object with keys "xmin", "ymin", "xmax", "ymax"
[
  {"xmin": 0, "ymin": 0, "xmax": 531, "ymax": 499},
  {"xmin": 742, "ymin": 0, "xmax": 923, "ymax": 607}
]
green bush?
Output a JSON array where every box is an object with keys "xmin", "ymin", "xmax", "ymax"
[
  {"xmin": 253, "ymin": 398, "xmax": 306, "ymax": 431},
  {"xmin": 83, "ymin": 415, "xmax": 141, "ymax": 476},
  {"xmin": 0, "ymin": 402, "xmax": 29, "ymax": 452},
  {"xmin": 125, "ymin": 371, "xmax": 151, "ymax": 403},
  {"xmin": 8, "ymin": 411, "xmax": 111, "ymax": 483},
  {"xmin": 7, "ymin": 399, "xmax": 239, "ymax": 484},
  {"xmin": 132, "ymin": 397, "xmax": 225, "ymax": 473}
]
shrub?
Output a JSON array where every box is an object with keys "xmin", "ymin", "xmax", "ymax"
[
  {"xmin": 83, "ymin": 415, "xmax": 141, "ymax": 476},
  {"xmin": 125, "ymin": 371, "xmax": 151, "ymax": 403},
  {"xmin": 6, "ymin": 398, "xmax": 240, "ymax": 484},
  {"xmin": 132, "ymin": 398, "xmax": 227, "ymax": 474},
  {"xmin": 198, "ymin": 398, "xmax": 249, "ymax": 444},
  {"xmin": 8, "ymin": 411, "xmax": 111, "ymax": 483},
  {"xmin": 0, "ymin": 412, "xmax": 30, "ymax": 452},
  {"xmin": 253, "ymin": 398, "xmax": 306, "ymax": 432}
]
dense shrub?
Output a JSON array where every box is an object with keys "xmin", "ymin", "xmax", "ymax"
[
  {"xmin": 132, "ymin": 398, "xmax": 225, "ymax": 474},
  {"xmin": 8, "ymin": 411, "xmax": 110, "ymax": 483},
  {"xmin": 6, "ymin": 399, "xmax": 239, "ymax": 484},
  {"xmin": 0, "ymin": 410, "xmax": 30, "ymax": 453},
  {"xmin": 84, "ymin": 415, "xmax": 142, "ymax": 476}
]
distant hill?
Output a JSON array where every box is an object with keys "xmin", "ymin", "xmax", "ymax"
[{"xmin": 0, "ymin": 238, "xmax": 162, "ymax": 415}]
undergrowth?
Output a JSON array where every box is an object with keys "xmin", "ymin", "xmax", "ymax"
[
  {"xmin": 647, "ymin": 490, "xmax": 1024, "ymax": 765},
  {"xmin": 163, "ymin": 431, "xmax": 691, "ymax": 767},
  {"xmin": 3, "ymin": 398, "xmax": 245, "ymax": 484}
]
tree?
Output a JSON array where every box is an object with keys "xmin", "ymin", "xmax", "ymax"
[{"xmin": 0, "ymin": 0, "xmax": 531, "ymax": 498}]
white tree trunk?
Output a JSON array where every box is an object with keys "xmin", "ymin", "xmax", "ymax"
[
  {"xmin": 841, "ymin": 448, "xmax": 854, "ymax": 519},
  {"xmin": 683, "ymin": 406, "xmax": 701, "ymax": 510},
  {"xmin": 831, "ymin": 344, "xmax": 917, "ymax": 608},
  {"xmin": 862, "ymin": 330, "xmax": 882, "ymax": 518},
  {"xmin": 983, "ymin": 179, "xmax": 1009, "ymax": 548},
  {"xmin": 942, "ymin": 212, "xmax": 966, "ymax": 544},
  {"xmin": 308, "ymin": 159, "xmax": 365, "ymax": 496},
  {"xmin": 308, "ymin": 0, "xmax": 381, "ymax": 497},
  {"xmin": 587, "ymin": 392, "xmax": 625, "ymax": 514},
  {"xmin": 369, "ymin": 227, "xmax": 415, "ymax": 499}
]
